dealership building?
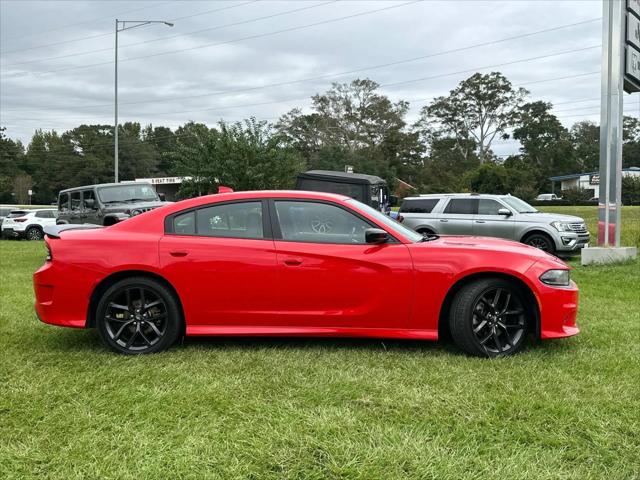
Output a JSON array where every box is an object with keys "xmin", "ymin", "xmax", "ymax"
[{"xmin": 549, "ymin": 167, "xmax": 640, "ymax": 198}]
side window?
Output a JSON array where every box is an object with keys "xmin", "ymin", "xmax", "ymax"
[
  {"xmin": 444, "ymin": 199, "xmax": 478, "ymax": 215},
  {"xmin": 275, "ymin": 201, "xmax": 371, "ymax": 244},
  {"xmin": 196, "ymin": 202, "xmax": 263, "ymax": 239},
  {"xmin": 70, "ymin": 192, "xmax": 81, "ymax": 211},
  {"xmin": 35, "ymin": 210, "xmax": 49, "ymax": 218},
  {"xmin": 478, "ymin": 199, "xmax": 505, "ymax": 215},
  {"xmin": 59, "ymin": 193, "xmax": 70, "ymax": 212},
  {"xmin": 82, "ymin": 190, "xmax": 97, "ymax": 210},
  {"xmin": 400, "ymin": 198, "xmax": 439, "ymax": 214},
  {"xmin": 173, "ymin": 211, "xmax": 195, "ymax": 235}
]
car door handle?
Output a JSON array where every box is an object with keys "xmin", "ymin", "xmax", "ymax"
[
  {"xmin": 475, "ymin": 220, "xmax": 486, "ymax": 223},
  {"xmin": 283, "ymin": 258, "xmax": 303, "ymax": 266},
  {"xmin": 440, "ymin": 219, "xmax": 448, "ymax": 222},
  {"xmin": 169, "ymin": 251, "xmax": 188, "ymax": 257}
]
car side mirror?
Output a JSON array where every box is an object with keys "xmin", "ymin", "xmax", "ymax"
[
  {"xmin": 158, "ymin": 193, "xmax": 166, "ymax": 201},
  {"xmin": 365, "ymin": 228, "xmax": 389, "ymax": 244},
  {"xmin": 84, "ymin": 199, "xmax": 95, "ymax": 209},
  {"xmin": 498, "ymin": 208, "xmax": 512, "ymax": 216}
]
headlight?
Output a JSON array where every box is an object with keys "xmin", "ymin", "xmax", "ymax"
[
  {"xmin": 540, "ymin": 269, "xmax": 570, "ymax": 286},
  {"xmin": 551, "ymin": 221, "xmax": 572, "ymax": 232}
]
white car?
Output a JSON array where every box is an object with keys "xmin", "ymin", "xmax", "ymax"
[
  {"xmin": 1, "ymin": 209, "xmax": 58, "ymax": 240},
  {"xmin": 535, "ymin": 193, "xmax": 562, "ymax": 201}
]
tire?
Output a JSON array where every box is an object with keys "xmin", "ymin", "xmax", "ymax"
[
  {"xmin": 95, "ymin": 277, "xmax": 181, "ymax": 355},
  {"xmin": 449, "ymin": 278, "xmax": 530, "ymax": 358},
  {"xmin": 25, "ymin": 226, "xmax": 44, "ymax": 241},
  {"xmin": 523, "ymin": 232, "xmax": 555, "ymax": 254}
]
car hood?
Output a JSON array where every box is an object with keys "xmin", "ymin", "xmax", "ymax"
[
  {"xmin": 103, "ymin": 201, "xmax": 170, "ymax": 212},
  {"xmin": 515, "ymin": 212, "xmax": 584, "ymax": 224},
  {"xmin": 411, "ymin": 235, "xmax": 567, "ymax": 264}
]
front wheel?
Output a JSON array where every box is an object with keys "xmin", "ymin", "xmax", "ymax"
[
  {"xmin": 95, "ymin": 277, "xmax": 181, "ymax": 354},
  {"xmin": 524, "ymin": 233, "xmax": 555, "ymax": 254},
  {"xmin": 449, "ymin": 278, "xmax": 530, "ymax": 357}
]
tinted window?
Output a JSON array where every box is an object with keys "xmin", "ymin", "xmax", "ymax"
[
  {"xmin": 8, "ymin": 210, "xmax": 28, "ymax": 218},
  {"xmin": 173, "ymin": 211, "xmax": 195, "ymax": 235},
  {"xmin": 297, "ymin": 178, "xmax": 365, "ymax": 203},
  {"xmin": 59, "ymin": 193, "xmax": 70, "ymax": 212},
  {"xmin": 196, "ymin": 202, "xmax": 263, "ymax": 239},
  {"xmin": 35, "ymin": 210, "xmax": 52, "ymax": 218},
  {"xmin": 478, "ymin": 199, "xmax": 505, "ymax": 215},
  {"xmin": 444, "ymin": 199, "xmax": 478, "ymax": 215},
  {"xmin": 275, "ymin": 201, "xmax": 371, "ymax": 244},
  {"xmin": 400, "ymin": 198, "xmax": 439, "ymax": 214}
]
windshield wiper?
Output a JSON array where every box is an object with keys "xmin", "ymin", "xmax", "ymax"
[
  {"xmin": 419, "ymin": 234, "xmax": 439, "ymax": 242},
  {"xmin": 125, "ymin": 198, "xmax": 156, "ymax": 202},
  {"xmin": 102, "ymin": 200, "xmax": 124, "ymax": 204}
]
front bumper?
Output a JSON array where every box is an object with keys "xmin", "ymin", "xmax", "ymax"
[{"xmin": 555, "ymin": 232, "xmax": 590, "ymax": 252}]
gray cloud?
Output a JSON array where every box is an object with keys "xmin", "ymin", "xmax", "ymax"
[{"xmin": 2, "ymin": 0, "xmax": 631, "ymax": 157}]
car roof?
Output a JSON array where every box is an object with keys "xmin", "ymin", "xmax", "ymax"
[
  {"xmin": 297, "ymin": 170, "xmax": 386, "ymax": 185},
  {"xmin": 59, "ymin": 182, "xmax": 153, "ymax": 193},
  {"xmin": 166, "ymin": 190, "xmax": 353, "ymax": 210},
  {"xmin": 403, "ymin": 193, "xmax": 506, "ymax": 200}
]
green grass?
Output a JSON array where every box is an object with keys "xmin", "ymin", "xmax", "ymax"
[{"xmin": 1, "ymin": 241, "xmax": 639, "ymax": 479}]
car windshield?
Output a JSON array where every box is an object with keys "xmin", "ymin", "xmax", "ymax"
[
  {"xmin": 346, "ymin": 199, "xmax": 424, "ymax": 242},
  {"xmin": 97, "ymin": 184, "xmax": 159, "ymax": 203},
  {"xmin": 501, "ymin": 196, "xmax": 538, "ymax": 213}
]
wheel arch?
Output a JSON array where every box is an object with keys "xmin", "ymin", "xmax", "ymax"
[
  {"xmin": 520, "ymin": 228, "xmax": 558, "ymax": 248},
  {"xmin": 86, "ymin": 270, "xmax": 185, "ymax": 331},
  {"xmin": 438, "ymin": 271, "xmax": 541, "ymax": 340}
]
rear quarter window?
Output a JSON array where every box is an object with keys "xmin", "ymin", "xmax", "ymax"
[
  {"xmin": 399, "ymin": 198, "xmax": 439, "ymax": 214},
  {"xmin": 443, "ymin": 199, "xmax": 478, "ymax": 215}
]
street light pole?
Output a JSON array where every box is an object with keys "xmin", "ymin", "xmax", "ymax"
[{"xmin": 114, "ymin": 19, "xmax": 174, "ymax": 183}]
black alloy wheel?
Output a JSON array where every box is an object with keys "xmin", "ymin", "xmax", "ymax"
[
  {"xmin": 26, "ymin": 227, "xmax": 44, "ymax": 240},
  {"xmin": 449, "ymin": 278, "xmax": 530, "ymax": 357},
  {"xmin": 524, "ymin": 233, "xmax": 554, "ymax": 253},
  {"xmin": 96, "ymin": 277, "xmax": 180, "ymax": 354}
]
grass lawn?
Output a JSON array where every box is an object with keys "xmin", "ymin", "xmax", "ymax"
[{"xmin": 1, "ymin": 236, "xmax": 639, "ymax": 479}]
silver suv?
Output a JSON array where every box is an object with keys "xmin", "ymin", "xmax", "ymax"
[{"xmin": 398, "ymin": 194, "xmax": 590, "ymax": 254}]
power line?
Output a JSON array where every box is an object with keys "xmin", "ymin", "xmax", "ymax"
[
  {"xmin": 0, "ymin": 1, "xmax": 257, "ymax": 55},
  {"xmin": 1, "ymin": 19, "xmax": 602, "ymax": 114},
  {"xmin": 1, "ymin": 1, "xmax": 334, "ymax": 68},
  {"xmin": 1, "ymin": 0, "xmax": 422, "ymax": 79},
  {"xmin": 0, "ymin": 1, "xmax": 173, "ymax": 43}
]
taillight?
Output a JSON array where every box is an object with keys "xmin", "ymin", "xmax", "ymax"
[{"xmin": 14, "ymin": 218, "xmax": 27, "ymax": 222}]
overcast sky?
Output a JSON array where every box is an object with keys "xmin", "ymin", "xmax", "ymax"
[{"xmin": 1, "ymin": 0, "xmax": 637, "ymax": 156}]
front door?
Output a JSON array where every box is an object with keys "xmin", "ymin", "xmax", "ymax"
[
  {"xmin": 159, "ymin": 200, "xmax": 280, "ymax": 328},
  {"xmin": 472, "ymin": 199, "xmax": 514, "ymax": 239},
  {"xmin": 271, "ymin": 200, "xmax": 413, "ymax": 329}
]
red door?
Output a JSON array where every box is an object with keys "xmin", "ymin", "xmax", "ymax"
[
  {"xmin": 271, "ymin": 200, "xmax": 413, "ymax": 329},
  {"xmin": 159, "ymin": 201, "xmax": 281, "ymax": 329}
]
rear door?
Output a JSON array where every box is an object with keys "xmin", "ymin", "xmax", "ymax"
[
  {"xmin": 270, "ymin": 199, "xmax": 413, "ymax": 329},
  {"xmin": 159, "ymin": 200, "xmax": 280, "ymax": 328},
  {"xmin": 472, "ymin": 199, "xmax": 515, "ymax": 239},
  {"xmin": 439, "ymin": 198, "xmax": 477, "ymax": 235}
]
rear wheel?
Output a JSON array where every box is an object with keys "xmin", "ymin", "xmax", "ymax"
[
  {"xmin": 523, "ymin": 232, "xmax": 555, "ymax": 254},
  {"xmin": 25, "ymin": 226, "xmax": 43, "ymax": 241},
  {"xmin": 449, "ymin": 278, "xmax": 530, "ymax": 357},
  {"xmin": 95, "ymin": 277, "xmax": 181, "ymax": 354}
]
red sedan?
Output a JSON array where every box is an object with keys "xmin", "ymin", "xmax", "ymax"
[{"xmin": 34, "ymin": 190, "xmax": 579, "ymax": 357}]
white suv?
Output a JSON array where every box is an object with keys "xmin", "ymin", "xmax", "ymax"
[{"xmin": 1, "ymin": 209, "xmax": 58, "ymax": 240}]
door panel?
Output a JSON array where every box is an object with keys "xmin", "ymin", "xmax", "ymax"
[
  {"xmin": 472, "ymin": 199, "xmax": 515, "ymax": 239},
  {"xmin": 439, "ymin": 198, "xmax": 477, "ymax": 235},
  {"xmin": 274, "ymin": 241, "xmax": 413, "ymax": 328}
]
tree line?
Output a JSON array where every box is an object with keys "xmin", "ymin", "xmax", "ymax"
[{"xmin": 1, "ymin": 72, "xmax": 639, "ymax": 205}]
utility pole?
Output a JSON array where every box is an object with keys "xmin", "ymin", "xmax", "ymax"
[{"xmin": 114, "ymin": 19, "xmax": 173, "ymax": 184}]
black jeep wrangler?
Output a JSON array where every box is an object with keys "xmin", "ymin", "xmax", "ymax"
[{"xmin": 57, "ymin": 182, "xmax": 169, "ymax": 226}]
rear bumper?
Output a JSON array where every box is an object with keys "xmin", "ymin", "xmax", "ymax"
[
  {"xmin": 1, "ymin": 227, "xmax": 24, "ymax": 238},
  {"xmin": 33, "ymin": 261, "xmax": 88, "ymax": 328}
]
